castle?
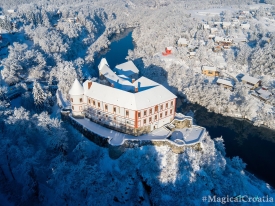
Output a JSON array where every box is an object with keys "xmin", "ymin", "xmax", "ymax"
[{"xmin": 69, "ymin": 58, "xmax": 177, "ymax": 136}]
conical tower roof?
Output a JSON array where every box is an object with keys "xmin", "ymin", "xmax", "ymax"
[
  {"xmin": 69, "ymin": 78, "xmax": 84, "ymax": 95},
  {"xmin": 98, "ymin": 58, "xmax": 109, "ymax": 71}
]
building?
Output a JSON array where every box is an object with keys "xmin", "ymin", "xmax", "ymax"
[
  {"xmin": 177, "ymin": 38, "xmax": 189, "ymax": 46},
  {"xmin": 222, "ymin": 22, "xmax": 231, "ymax": 28},
  {"xmin": 255, "ymin": 88, "xmax": 272, "ymax": 102},
  {"xmin": 241, "ymin": 75, "xmax": 261, "ymax": 89},
  {"xmin": 114, "ymin": 61, "xmax": 139, "ymax": 80},
  {"xmin": 201, "ymin": 66, "xmax": 220, "ymax": 77},
  {"xmin": 210, "ymin": 28, "xmax": 218, "ymax": 34},
  {"xmin": 216, "ymin": 78, "xmax": 234, "ymax": 90},
  {"xmin": 69, "ymin": 59, "xmax": 177, "ymax": 136},
  {"xmin": 162, "ymin": 47, "xmax": 173, "ymax": 56},
  {"xmin": 203, "ymin": 24, "xmax": 210, "ymax": 30},
  {"xmin": 215, "ymin": 36, "xmax": 233, "ymax": 49},
  {"xmin": 241, "ymin": 23, "xmax": 250, "ymax": 30}
]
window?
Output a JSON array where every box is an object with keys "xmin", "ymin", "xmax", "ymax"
[
  {"xmin": 155, "ymin": 115, "xmax": 157, "ymax": 120},
  {"xmin": 165, "ymin": 111, "xmax": 168, "ymax": 116},
  {"xmin": 80, "ymin": 98, "xmax": 83, "ymax": 103},
  {"xmin": 149, "ymin": 109, "xmax": 152, "ymax": 115},
  {"xmin": 149, "ymin": 117, "xmax": 152, "ymax": 122},
  {"xmin": 166, "ymin": 103, "xmax": 168, "ymax": 108},
  {"xmin": 72, "ymin": 106, "xmax": 74, "ymax": 110},
  {"xmin": 98, "ymin": 102, "xmax": 100, "ymax": 108},
  {"xmin": 170, "ymin": 109, "xmax": 173, "ymax": 114},
  {"xmin": 160, "ymin": 105, "xmax": 163, "ymax": 110},
  {"xmin": 171, "ymin": 101, "xmax": 173, "ymax": 107},
  {"xmin": 98, "ymin": 112, "xmax": 101, "ymax": 115},
  {"xmin": 144, "ymin": 110, "xmax": 147, "ymax": 116},
  {"xmin": 114, "ymin": 117, "xmax": 116, "ymax": 120},
  {"xmin": 79, "ymin": 106, "xmax": 82, "ymax": 111},
  {"xmin": 113, "ymin": 107, "xmax": 116, "ymax": 113},
  {"xmin": 71, "ymin": 98, "xmax": 73, "ymax": 102},
  {"xmin": 155, "ymin": 105, "xmax": 158, "ymax": 113},
  {"xmin": 106, "ymin": 115, "xmax": 108, "ymax": 118},
  {"xmin": 126, "ymin": 110, "xmax": 129, "ymax": 117},
  {"xmin": 138, "ymin": 112, "xmax": 141, "ymax": 118},
  {"xmin": 93, "ymin": 101, "xmax": 95, "ymax": 106},
  {"xmin": 160, "ymin": 113, "xmax": 162, "ymax": 118},
  {"xmin": 88, "ymin": 99, "xmax": 91, "ymax": 104},
  {"xmin": 105, "ymin": 105, "xmax": 108, "ymax": 111},
  {"xmin": 143, "ymin": 119, "xmax": 146, "ymax": 124}
]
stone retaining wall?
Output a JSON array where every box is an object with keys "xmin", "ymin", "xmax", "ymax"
[{"xmin": 62, "ymin": 112, "xmax": 201, "ymax": 159}]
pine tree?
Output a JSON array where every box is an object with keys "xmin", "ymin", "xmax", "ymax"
[{"xmin": 32, "ymin": 81, "xmax": 47, "ymax": 112}]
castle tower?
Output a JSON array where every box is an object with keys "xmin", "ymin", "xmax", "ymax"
[{"xmin": 69, "ymin": 78, "xmax": 84, "ymax": 118}]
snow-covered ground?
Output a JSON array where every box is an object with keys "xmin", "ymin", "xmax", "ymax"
[{"xmin": 72, "ymin": 115, "xmax": 205, "ymax": 146}]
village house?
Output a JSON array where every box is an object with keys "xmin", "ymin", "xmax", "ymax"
[
  {"xmin": 203, "ymin": 24, "xmax": 210, "ymax": 30},
  {"xmin": 215, "ymin": 36, "xmax": 233, "ymax": 49},
  {"xmin": 222, "ymin": 22, "xmax": 231, "ymax": 28},
  {"xmin": 238, "ymin": 15, "xmax": 246, "ymax": 20},
  {"xmin": 208, "ymin": 34, "xmax": 215, "ymax": 39},
  {"xmin": 241, "ymin": 23, "xmax": 250, "ymax": 30},
  {"xmin": 162, "ymin": 46, "xmax": 173, "ymax": 56},
  {"xmin": 177, "ymin": 38, "xmax": 189, "ymax": 47},
  {"xmin": 241, "ymin": 75, "xmax": 261, "ymax": 89},
  {"xmin": 210, "ymin": 28, "xmax": 219, "ymax": 34},
  {"xmin": 216, "ymin": 78, "xmax": 234, "ymax": 90},
  {"xmin": 201, "ymin": 66, "xmax": 220, "ymax": 77},
  {"xmin": 69, "ymin": 58, "xmax": 177, "ymax": 136},
  {"xmin": 254, "ymin": 88, "xmax": 272, "ymax": 102},
  {"xmin": 213, "ymin": 45, "xmax": 222, "ymax": 52}
]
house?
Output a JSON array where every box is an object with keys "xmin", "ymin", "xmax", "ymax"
[
  {"xmin": 177, "ymin": 38, "xmax": 189, "ymax": 46},
  {"xmin": 222, "ymin": 22, "xmax": 231, "ymax": 28},
  {"xmin": 217, "ymin": 78, "xmax": 234, "ymax": 90},
  {"xmin": 69, "ymin": 59, "xmax": 177, "ymax": 136},
  {"xmin": 215, "ymin": 36, "xmax": 233, "ymax": 48},
  {"xmin": 255, "ymin": 88, "xmax": 272, "ymax": 102},
  {"xmin": 232, "ymin": 18, "xmax": 239, "ymax": 25},
  {"xmin": 210, "ymin": 28, "xmax": 218, "ymax": 34},
  {"xmin": 162, "ymin": 46, "xmax": 173, "ymax": 56},
  {"xmin": 238, "ymin": 15, "xmax": 246, "ymax": 20},
  {"xmin": 188, "ymin": 51, "xmax": 196, "ymax": 57},
  {"xmin": 241, "ymin": 75, "xmax": 261, "ymax": 89},
  {"xmin": 203, "ymin": 24, "xmax": 210, "ymax": 30},
  {"xmin": 7, "ymin": 10, "xmax": 15, "ymax": 13},
  {"xmin": 214, "ymin": 22, "xmax": 223, "ymax": 26},
  {"xmin": 201, "ymin": 66, "xmax": 220, "ymax": 77},
  {"xmin": 213, "ymin": 45, "xmax": 222, "ymax": 52},
  {"xmin": 241, "ymin": 23, "xmax": 250, "ymax": 30},
  {"xmin": 114, "ymin": 61, "xmax": 139, "ymax": 80}
]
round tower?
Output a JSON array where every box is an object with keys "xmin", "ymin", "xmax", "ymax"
[{"xmin": 69, "ymin": 78, "xmax": 84, "ymax": 118}]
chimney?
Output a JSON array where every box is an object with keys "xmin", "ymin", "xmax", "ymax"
[
  {"xmin": 132, "ymin": 78, "xmax": 135, "ymax": 83},
  {"xmin": 135, "ymin": 86, "xmax": 138, "ymax": 93},
  {"xmin": 111, "ymin": 83, "xmax": 114, "ymax": 87},
  {"xmin": 88, "ymin": 81, "xmax": 92, "ymax": 89}
]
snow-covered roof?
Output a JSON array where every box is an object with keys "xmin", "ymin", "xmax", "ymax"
[
  {"xmin": 256, "ymin": 88, "xmax": 272, "ymax": 100},
  {"xmin": 166, "ymin": 46, "xmax": 173, "ymax": 50},
  {"xmin": 217, "ymin": 78, "xmax": 233, "ymax": 87},
  {"xmin": 241, "ymin": 24, "xmax": 250, "ymax": 29},
  {"xmin": 69, "ymin": 79, "xmax": 84, "ymax": 95},
  {"xmin": 223, "ymin": 22, "xmax": 231, "ymax": 26},
  {"xmin": 0, "ymin": 15, "xmax": 5, "ymax": 20},
  {"xmin": 241, "ymin": 75, "xmax": 260, "ymax": 84},
  {"xmin": 114, "ymin": 61, "xmax": 139, "ymax": 77},
  {"xmin": 132, "ymin": 76, "xmax": 159, "ymax": 92},
  {"xmin": 202, "ymin": 66, "xmax": 218, "ymax": 72},
  {"xmin": 215, "ymin": 36, "xmax": 233, "ymax": 43},
  {"xmin": 177, "ymin": 38, "xmax": 189, "ymax": 45},
  {"xmin": 99, "ymin": 64, "xmax": 134, "ymax": 91},
  {"xmin": 83, "ymin": 79, "xmax": 176, "ymax": 110}
]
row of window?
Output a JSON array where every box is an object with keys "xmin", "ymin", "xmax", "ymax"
[
  {"xmin": 142, "ymin": 109, "xmax": 173, "ymax": 124},
  {"xmin": 71, "ymin": 98, "xmax": 83, "ymax": 103},
  {"xmin": 138, "ymin": 101, "xmax": 174, "ymax": 118},
  {"xmin": 72, "ymin": 98, "xmax": 174, "ymax": 119}
]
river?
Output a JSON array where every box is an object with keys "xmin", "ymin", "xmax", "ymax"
[{"xmin": 94, "ymin": 29, "xmax": 275, "ymax": 188}]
